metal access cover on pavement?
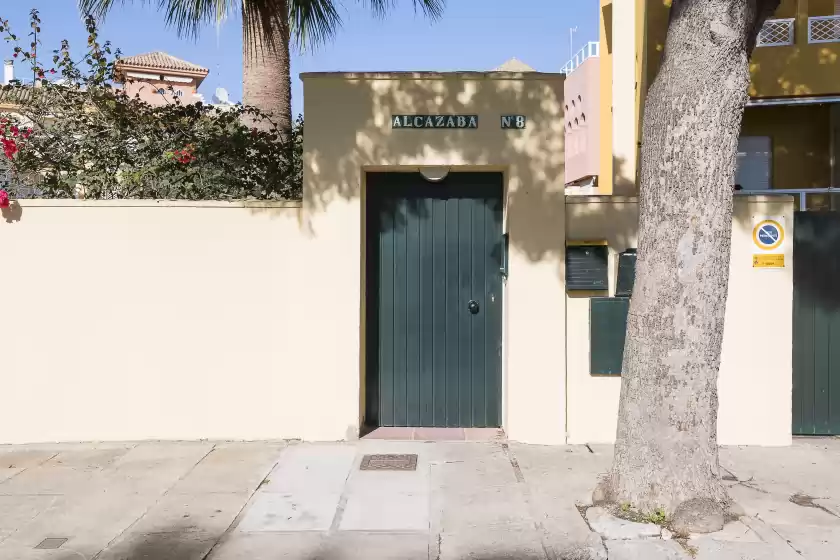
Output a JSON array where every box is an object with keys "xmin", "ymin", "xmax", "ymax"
[
  {"xmin": 35, "ymin": 538, "xmax": 69, "ymax": 550},
  {"xmin": 359, "ymin": 454, "xmax": 418, "ymax": 471}
]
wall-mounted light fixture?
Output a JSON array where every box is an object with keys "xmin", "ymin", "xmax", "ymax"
[{"xmin": 419, "ymin": 167, "xmax": 450, "ymax": 183}]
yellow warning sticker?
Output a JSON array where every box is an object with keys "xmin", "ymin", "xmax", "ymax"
[{"xmin": 753, "ymin": 254, "xmax": 785, "ymax": 268}]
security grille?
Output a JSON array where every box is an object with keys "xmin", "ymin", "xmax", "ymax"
[
  {"xmin": 756, "ymin": 18, "xmax": 795, "ymax": 47},
  {"xmin": 809, "ymin": 16, "xmax": 840, "ymax": 44}
]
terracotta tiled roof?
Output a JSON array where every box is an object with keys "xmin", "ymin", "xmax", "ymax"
[
  {"xmin": 0, "ymin": 85, "xmax": 35, "ymax": 106},
  {"xmin": 117, "ymin": 52, "xmax": 208, "ymax": 74}
]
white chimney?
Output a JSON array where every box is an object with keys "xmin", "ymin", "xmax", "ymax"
[{"xmin": 2, "ymin": 60, "xmax": 13, "ymax": 85}]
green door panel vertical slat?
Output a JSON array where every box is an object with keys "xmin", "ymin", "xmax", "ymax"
[
  {"xmin": 830, "ymin": 305, "xmax": 840, "ymax": 433},
  {"xmin": 392, "ymin": 199, "xmax": 408, "ymax": 427},
  {"xmin": 405, "ymin": 202, "xmax": 421, "ymax": 427},
  {"xmin": 486, "ymin": 192, "xmax": 503, "ymax": 427},
  {"xmin": 378, "ymin": 200, "xmax": 395, "ymax": 427},
  {"xmin": 432, "ymin": 197, "xmax": 448, "ymax": 427},
  {"xmin": 445, "ymin": 196, "xmax": 460, "ymax": 427},
  {"xmin": 458, "ymin": 197, "xmax": 473, "ymax": 427},
  {"xmin": 366, "ymin": 172, "xmax": 503, "ymax": 429},
  {"xmin": 814, "ymin": 302, "xmax": 830, "ymax": 434},
  {"xmin": 471, "ymin": 196, "xmax": 487, "ymax": 427},
  {"xmin": 419, "ymin": 197, "xmax": 435, "ymax": 427}
]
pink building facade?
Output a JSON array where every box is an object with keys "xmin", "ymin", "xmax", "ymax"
[
  {"xmin": 115, "ymin": 52, "xmax": 208, "ymax": 107},
  {"xmin": 563, "ymin": 57, "xmax": 601, "ymax": 187}
]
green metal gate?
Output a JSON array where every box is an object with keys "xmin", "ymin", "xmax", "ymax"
[
  {"xmin": 365, "ymin": 172, "xmax": 504, "ymax": 428},
  {"xmin": 793, "ymin": 211, "xmax": 840, "ymax": 435}
]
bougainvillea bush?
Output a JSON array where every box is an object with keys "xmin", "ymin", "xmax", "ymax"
[{"xmin": 0, "ymin": 11, "xmax": 302, "ymax": 202}]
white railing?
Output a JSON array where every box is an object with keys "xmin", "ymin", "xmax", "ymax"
[
  {"xmin": 735, "ymin": 188, "xmax": 840, "ymax": 211},
  {"xmin": 756, "ymin": 18, "xmax": 795, "ymax": 47},
  {"xmin": 809, "ymin": 16, "xmax": 840, "ymax": 43},
  {"xmin": 561, "ymin": 41, "xmax": 600, "ymax": 75}
]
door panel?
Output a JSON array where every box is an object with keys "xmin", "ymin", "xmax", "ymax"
[
  {"xmin": 365, "ymin": 172, "xmax": 503, "ymax": 428},
  {"xmin": 793, "ymin": 211, "xmax": 840, "ymax": 435}
]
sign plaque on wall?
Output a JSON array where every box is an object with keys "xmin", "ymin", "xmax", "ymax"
[
  {"xmin": 392, "ymin": 115, "xmax": 478, "ymax": 129},
  {"xmin": 501, "ymin": 115, "xmax": 526, "ymax": 129},
  {"xmin": 751, "ymin": 217, "xmax": 786, "ymax": 268}
]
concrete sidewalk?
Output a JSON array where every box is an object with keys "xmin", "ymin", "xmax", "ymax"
[{"xmin": 0, "ymin": 438, "xmax": 838, "ymax": 559}]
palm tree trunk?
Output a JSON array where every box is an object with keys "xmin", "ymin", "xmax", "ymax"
[
  {"xmin": 604, "ymin": 0, "xmax": 779, "ymax": 523},
  {"xmin": 242, "ymin": 1, "xmax": 292, "ymax": 135}
]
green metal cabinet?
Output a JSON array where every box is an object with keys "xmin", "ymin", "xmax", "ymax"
[{"xmin": 365, "ymin": 172, "xmax": 504, "ymax": 428}]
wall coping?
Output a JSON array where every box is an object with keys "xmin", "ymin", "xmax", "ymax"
[
  {"xmin": 300, "ymin": 71, "xmax": 564, "ymax": 81},
  {"xmin": 565, "ymin": 194, "xmax": 795, "ymax": 204},
  {"xmin": 10, "ymin": 199, "xmax": 302, "ymax": 209}
]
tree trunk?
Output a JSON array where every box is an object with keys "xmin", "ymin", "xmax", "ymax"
[
  {"xmin": 605, "ymin": 0, "xmax": 780, "ymax": 516},
  {"xmin": 242, "ymin": 1, "xmax": 292, "ymax": 135}
]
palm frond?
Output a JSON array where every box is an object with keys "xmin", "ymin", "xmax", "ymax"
[
  {"xmin": 78, "ymin": 0, "xmax": 238, "ymax": 39},
  {"xmin": 362, "ymin": 0, "xmax": 444, "ymax": 20}
]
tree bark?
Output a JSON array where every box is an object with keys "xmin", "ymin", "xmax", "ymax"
[
  {"xmin": 242, "ymin": 0, "xmax": 292, "ymax": 135},
  {"xmin": 605, "ymin": 0, "xmax": 780, "ymax": 515}
]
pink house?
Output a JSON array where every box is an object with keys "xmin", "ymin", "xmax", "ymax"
[
  {"xmin": 115, "ymin": 52, "xmax": 209, "ymax": 106},
  {"xmin": 563, "ymin": 55, "xmax": 600, "ymax": 188}
]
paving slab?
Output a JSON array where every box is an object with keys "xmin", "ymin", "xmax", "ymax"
[
  {"xmin": 339, "ymin": 445, "xmax": 431, "ymax": 532},
  {"xmin": 0, "ymin": 465, "xmax": 98, "ymax": 496},
  {"xmin": 439, "ymin": 482, "xmax": 531, "ymax": 531},
  {"xmin": 236, "ymin": 490, "xmax": 342, "ymax": 532},
  {"xmin": 605, "ymin": 539, "xmax": 689, "ymax": 559},
  {"xmin": 260, "ymin": 444, "xmax": 356, "ymax": 495},
  {"xmin": 169, "ymin": 442, "xmax": 285, "ymax": 495},
  {"xmin": 210, "ymin": 531, "xmax": 326, "ymax": 560},
  {"xmin": 771, "ymin": 523, "xmax": 840, "ymax": 559},
  {"xmin": 44, "ymin": 446, "xmax": 134, "ymax": 471},
  {"xmin": 0, "ymin": 491, "xmax": 156, "ymax": 557},
  {"xmin": 126, "ymin": 491, "xmax": 251, "ymax": 535},
  {"xmin": 439, "ymin": 524, "xmax": 545, "ymax": 560},
  {"xmin": 0, "ymin": 468, "xmax": 24, "ymax": 485},
  {"xmin": 690, "ymin": 539, "xmax": 794, "ymax": 560},
  {"xmin": 0, "ymin": 449, "xmax": 58, "ymax": 470},
  {"xmin": 324, "ymin": 532, "xmax": 429, "ymax": 560},
  {"xmin": 97, "ymin": 530, "xmax": 220, "ymax": 560},
  {"xmin": 0, "ymin": 494, "xmax": 60, "ymax": 541},
  {"xmin": 339, "ymin": 481, "xmax": 429, "ymax": 531}
]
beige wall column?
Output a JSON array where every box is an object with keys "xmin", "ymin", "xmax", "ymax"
[{"xmin": 302, "ymin": 72, "xmax": 566, "ymax": 444}]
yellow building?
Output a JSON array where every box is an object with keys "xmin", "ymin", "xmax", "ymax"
[{"xmin": 567, "ymin": 0, "xmax": 840, "ymax": 209}]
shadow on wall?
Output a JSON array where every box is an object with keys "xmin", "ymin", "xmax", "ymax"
[{"xmin": 301, "ymin": 73, "xmax": 570, "ymax": 269}]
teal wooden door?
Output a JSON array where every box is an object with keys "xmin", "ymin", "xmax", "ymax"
[
  {"xmin": 793, "ymin": 211, "xmax": 840, "ymax": 435},
  {"xmin": 365, "ymin": 172, "xmax": 503, "ymax": 428}
]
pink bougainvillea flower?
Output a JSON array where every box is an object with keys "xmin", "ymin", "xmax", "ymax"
[
  {"xmin": 10, "ymin": 126, "xmax": 19, "ymax": 137},
  {"xmin": 0, "ymin": 190, "xmax": 10, "ymax": 209},
  {"xmin": 2, "ymin": 138, "xmax": 18, "ymax": 159},
  {"xmin": 22, "ymin": 128, "xmax": 32, "ymax": 139}
]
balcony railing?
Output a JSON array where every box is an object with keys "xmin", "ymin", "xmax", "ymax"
[
  {"xmin": 561, "ymin": 42, "xmax": 599, "ymax": 75},
  {"xmin": 756, "ymin": 18, "xmax": 795, "ymax": 47},
  {"xmin": 809, "ymin": 16, "xmax": 840, "ymax": 43}
]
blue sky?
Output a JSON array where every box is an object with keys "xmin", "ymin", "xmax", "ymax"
[{"xmin": 1, "ymin": 1, "xmax": 598, "ymax": 116}]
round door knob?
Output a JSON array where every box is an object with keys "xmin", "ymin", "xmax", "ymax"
[{"xmin": 468, "ymin": 300, "xmax": 480, "ymax": 314}]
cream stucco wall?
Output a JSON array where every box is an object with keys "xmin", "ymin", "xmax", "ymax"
[
  {"xmin": 566, "ymin": 196, "xmax": 794, "ymax": 446},
  {"xmin": 0, "ymin": 200, "xmax": 354, "ymax": 444},
  {"xmin": 302, "ymin": 72, "xmax": 567, "ymax": 444}
]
